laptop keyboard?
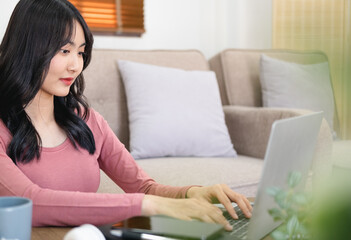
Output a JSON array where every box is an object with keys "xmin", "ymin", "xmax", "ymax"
[{"xmin": 222, "ymin": 205, "xmax": 250, "ymax": 239}]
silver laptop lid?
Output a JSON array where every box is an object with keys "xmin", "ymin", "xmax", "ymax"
[{"xmin": 247, "ymin": 112, "xmax": 323, "ymax": 240}]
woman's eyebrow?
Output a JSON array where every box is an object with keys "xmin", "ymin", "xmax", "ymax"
[{"xmin": 67, "ymin": 41, "xmax": 86, "ymax": 48}]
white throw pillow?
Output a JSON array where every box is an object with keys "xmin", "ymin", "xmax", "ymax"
[
  {"xmin": 118, "ymin": 60, "xmax": 237, "ymax": 159},
  {"xmin": 260, "ymin": 54, "xmax": 335, "ymax": 130}
]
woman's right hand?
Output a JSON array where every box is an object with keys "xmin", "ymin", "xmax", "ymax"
[{"xmin": 141, "ymin": 195, "xmax": 233, "ymax": 231}]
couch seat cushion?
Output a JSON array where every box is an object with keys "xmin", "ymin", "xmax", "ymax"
[{"xmin": 98, "ymin": 155, "xmax": 263, "ymax": 198}]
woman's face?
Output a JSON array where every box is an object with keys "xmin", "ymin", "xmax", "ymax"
[{"xmin": 40, "ymin": 22, "xmax": 86, "ymax": 98}]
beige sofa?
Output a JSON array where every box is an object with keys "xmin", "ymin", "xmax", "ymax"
[{"xmin": 83, "ymin": 49, "xmax": 333, "ymax": 197}]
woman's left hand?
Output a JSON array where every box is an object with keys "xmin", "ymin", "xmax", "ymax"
[{"xmin": 186, "ymin": 184, "xmax": 253, "ymax": 220}]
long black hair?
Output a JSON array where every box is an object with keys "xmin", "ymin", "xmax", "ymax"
[{"xmin": 0, "ymin": 0, "xmax": 96, "ymax": 164}]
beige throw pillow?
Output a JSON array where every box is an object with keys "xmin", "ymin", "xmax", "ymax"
[
  {"xmin": 118, "ymin": 60, "xmax": 237, "ymax": 159},
  {"xmin": 260, "ymin": 54, "xmax": 335, "ymax": 131}
]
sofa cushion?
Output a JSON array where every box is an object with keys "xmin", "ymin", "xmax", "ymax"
[
  {"xmin": 118, "ymin": 60, "xmax": 236, "ymax": 159},
  {"xmin": 83, "ymin": 49, "xmax": 210, "ymax": 150},
  {"xmin": 260, "ymin": 54, "xmax": 335, "ymax": 130},
  {"xmin": 98, "ymin": 155, "xmax": 263, "ymax": 197}
]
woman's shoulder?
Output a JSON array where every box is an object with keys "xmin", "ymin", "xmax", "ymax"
[
  {"xmin": 0, "ymin": 119, "xmax": 12, "ymax": 145},
  {"xmin": 85, "ymin": 108, "xmax": 109, "ymax": 133},
  {"xmin": 86, "ymin": 108, "xmax": 104, "ymax": 123}
]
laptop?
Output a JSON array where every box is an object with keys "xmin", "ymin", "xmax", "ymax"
[
  {"xmin": 219, "ymin": 111, "xmax": 323, "ymax": 240},
  {"xmin": 98, "ymin": 112, "xmax": 323, "ymax": 240}
]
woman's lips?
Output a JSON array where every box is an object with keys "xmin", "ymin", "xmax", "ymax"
[{"xmin": 60, "ymin": 77, "xmax": 74, "ymax": 86}]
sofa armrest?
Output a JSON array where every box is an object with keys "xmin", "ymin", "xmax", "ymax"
[
  {"xmin": 224, "ymin": 105, "xmax": 309, "ymax": 158},
  {"xmin": 223, "ymin": 106, "xmax": 333, "ymax": 178}
]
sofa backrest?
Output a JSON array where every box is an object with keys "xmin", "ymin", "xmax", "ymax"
[
  {"xmin": 83, "ymin": 49, "xmax": 209, "ymax": 149},
  {"xmin": 209, "ymin": 49, "xmax": 329, "ymax": 107}
]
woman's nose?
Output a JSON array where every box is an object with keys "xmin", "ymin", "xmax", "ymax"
[{"xmin": 68, "ymin": 54, "xmax": 80, "ymax": 72}]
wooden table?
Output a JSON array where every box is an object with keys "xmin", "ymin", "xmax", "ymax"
[
  {"xmin": 32, "ymin": 227, "xmax": 272, "ymax": 240},
  {"xmin": 31, "ymin": 198, "xmax": 272, "ymax": 240},
  {"xmin": 32, "ymin": 227, "xmax": 71, "ymax": 240}
]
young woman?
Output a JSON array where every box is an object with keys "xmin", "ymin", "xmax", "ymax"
[{"xmin": 0, "ymin": 0, "xmax": 252, "ymax": 230}]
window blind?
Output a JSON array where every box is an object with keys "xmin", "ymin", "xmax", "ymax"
[
  {"xmin": 273, "ymin": 0, "xmax": 351, "ymax": 139},
  {"xmin": 69, "ymin": 0, "xmax": 145, "ymax": 36}
]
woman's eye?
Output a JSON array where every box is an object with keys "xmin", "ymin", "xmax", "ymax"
[
  {"xmin": 78, "ymin": 51, "xmax": 85, "ymax": 57},
  {"xmin": 60, "ymin": 49, "xmax": 70, "ymax": 54}
]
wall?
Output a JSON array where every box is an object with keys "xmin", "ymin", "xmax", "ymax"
[
  {"xmin": 0, "ymin": 0, "xmax": 272, "ymax": 59},
  {"xmin": 227, "ymin": 0, "xmax": 273, "ymax": 49},
  {"xmin": 0, "ymin": 0, "xmax": 18, "ymax": 40}
]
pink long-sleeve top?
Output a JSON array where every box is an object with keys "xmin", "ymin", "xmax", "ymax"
[{"xmin": 0, "ymin": 109, "xmax": 191, "ymax": 226}]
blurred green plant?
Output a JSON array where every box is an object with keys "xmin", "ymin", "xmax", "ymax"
[
  {"xmin": 310, "ymin": 171, "xmax": 351, "ymax": 240},
  {"xmin": 267, "ymin": 169, "xmax": 351, "ymax": 240},
  {"xmin": 266, "ymin": 171, "xmax": 313, "ymax": 240}
]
